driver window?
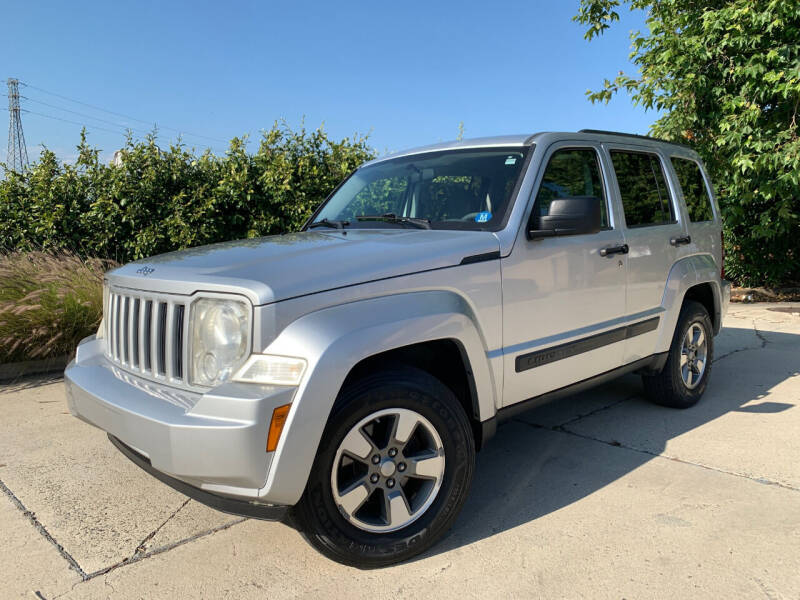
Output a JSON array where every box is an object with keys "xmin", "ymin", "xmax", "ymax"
[
  {"xmin": 420, "ymin": 175, "xmax": 488, "ymax": 221},
  {"xmin": 535, "ymin": 148, "xmax": 608, "ymax": 228}
]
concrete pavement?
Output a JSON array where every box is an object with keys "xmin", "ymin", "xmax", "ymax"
[{"xmin": 1, "ymin": 303, "xmax": 799, "ymax": 598}]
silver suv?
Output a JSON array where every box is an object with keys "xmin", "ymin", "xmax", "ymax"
[{"xmin": 66, "ymin": 130, "xmax": 730, "ymax": 567}]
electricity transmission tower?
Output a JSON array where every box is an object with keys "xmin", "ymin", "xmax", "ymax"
[{"xmin": 6, "ymin": 78, "xmax": 29, "ymax": 172}]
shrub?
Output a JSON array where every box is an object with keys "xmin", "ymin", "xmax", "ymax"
[
  {"xmin": 0, "ymin": 121, "xmax": 375, "ymax": 264},
  {"xmin": 0, "ymin": 251, "xmax": 115, "ymax": 363}
]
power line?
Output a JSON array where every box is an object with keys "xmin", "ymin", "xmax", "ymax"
[
  {"xmin": 19, "ymin": 81, "xmax": 229, "ymax": 144},
  {"xmin": 21, "ymin": 109, "xmax": 230, "ymax": 155},
  {"xmin": 23, "ymin": 109, "xmax": 140, "ymax": 138},
  {"xmin": 19, "ymin": 96, "xmax": 155, "ymax": 136}
]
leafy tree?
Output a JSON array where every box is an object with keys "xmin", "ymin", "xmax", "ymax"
[{"xmin": 575, "ymin": 0, "xmax": 800, "ymax": 286}]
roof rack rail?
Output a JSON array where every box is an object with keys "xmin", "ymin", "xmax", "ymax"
[{"xmin": 578, "ymin": 129, "xmax": 692, "ymax": 149}]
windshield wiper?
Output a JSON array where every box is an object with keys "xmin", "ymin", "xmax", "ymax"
[
  {"xmin": 355, "ymin": 213, "xmax": 431, "ymax": 229},
  {"xmin": 308, "ymin": 218, "xmax": 350, "ymax": 230}
]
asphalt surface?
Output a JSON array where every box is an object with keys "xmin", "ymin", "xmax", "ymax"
[{"xmin": 1, "ymin": 303, "xmax": 799, "ymax": 599}]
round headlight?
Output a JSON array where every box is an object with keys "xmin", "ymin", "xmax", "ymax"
[{"xmin": 190, "ymin": 298, "xmax": 251, "ymax": 387}]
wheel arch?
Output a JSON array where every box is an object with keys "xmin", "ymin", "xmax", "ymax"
[
  {"xmin": 656, "ymin": 253, "xmax": 723, "ymax": 353},
  {"xmin": 341, "ymin": 338, "xmax": 489, "ymax": 452},
  {"xmin": 256, "ymin": 291, "xmax": 497, "ymax": 505}
]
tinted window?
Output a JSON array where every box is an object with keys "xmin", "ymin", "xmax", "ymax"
[
  {"xmin": 346, "ymin": 177, "xmax": 408, "ymax": 218},
  {"xmin": 534, "ymin": 148, "xmax": 608, "ymax": 228},
  {"xmin": 611, "ymin": 151, "xmax": 674, "ymax": 227},
  {"xmin": 671, "ymin": 157, "xmax": 713, "ymax": 222},
  {"xmin": 314, "ymin": 148, "xmax": 529, "ymax": 230}
]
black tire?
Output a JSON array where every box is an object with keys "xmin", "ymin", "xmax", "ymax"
[
  {"xmin": 291, "ymin": 366, "xmax": 475, "ymax": 568},
  {"xmin": 642, "ymin": 300, "xmax": 714, "ymax": 408}
]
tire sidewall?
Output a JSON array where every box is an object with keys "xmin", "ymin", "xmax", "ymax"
[
  {"xmin": 296, "ymin": 368, "xmax": 474, "ymax": 566},
  {"xmin": 668, "ymin": 303, "xmax": 714, "ymax": 406}
]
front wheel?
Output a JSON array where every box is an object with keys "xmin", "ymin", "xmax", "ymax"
[
  {"xmin": 292, "ymin": 367, "xmax": 475, "ymax": 568},
  {"xmin": 642, "ymin": 300, "xmax": 714, "ymax": 408}
]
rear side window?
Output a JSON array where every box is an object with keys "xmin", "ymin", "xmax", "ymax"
[
  {"xmin": 535, "ymin": 148, "xmax": 608, "ymax": 228},
  {"xmin": 671, "ymin": 157, "xmax": 714, "ymax": 222},
  {"xmin": 611, "ymin": 151, "xmax": 675, "ymax": 227}
]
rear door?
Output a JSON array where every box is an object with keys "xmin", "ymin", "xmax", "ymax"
[
  {"xmin": 668, "ymin": 155, "xmax": 721, "ymax": 266},
  {"xmin": 606, "ymin": 146, "xmax": 690, "ymax": 363}
]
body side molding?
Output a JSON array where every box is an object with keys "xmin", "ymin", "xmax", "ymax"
[{"xmin": 515, "ymin": 317, "xmax": 659, "ymax": 373}]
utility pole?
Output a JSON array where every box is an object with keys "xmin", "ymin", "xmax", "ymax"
[{"xmin": 6, "ymin": 78, "xmax": 29, "ymax": 172}]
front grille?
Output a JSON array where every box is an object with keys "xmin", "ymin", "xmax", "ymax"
[{"xmin": 106, "ymin": 289, "xmax": 188, "ymax": 385}]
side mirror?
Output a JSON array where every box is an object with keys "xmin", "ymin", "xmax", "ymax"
[{"xmin": 528, "ymin": 196, "xmax": 603, "ymax": 239}]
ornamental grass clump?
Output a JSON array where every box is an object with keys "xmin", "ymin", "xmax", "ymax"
[{"xmin": 0, "ymin": 251, "xmax": 116, "ymax": 363}]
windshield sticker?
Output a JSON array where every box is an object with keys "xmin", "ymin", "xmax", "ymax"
[
  {"xmin": 475, "ymin": 211, "xmax": 492, "ymax": 223},
  {"xmin": 505, "ymin": 156, "xmax": 517, "ymax": 165}
]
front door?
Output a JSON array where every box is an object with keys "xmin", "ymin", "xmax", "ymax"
[{"xmin": 500, "ymin": 143, "xmax": 628, "ymax": 408}]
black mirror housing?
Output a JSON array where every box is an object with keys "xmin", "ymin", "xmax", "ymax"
[{"xmin": 528, "ymin": 196, "xmax": 603, "ymax": 239}]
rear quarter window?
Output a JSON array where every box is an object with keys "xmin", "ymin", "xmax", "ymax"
[
  {"xmin": 671, "ymin": 157, "xmax": 714, "ymax": 222},
  {"xmin": 611, "ymin": 150, "xmax": 675, "ymax": 228}
]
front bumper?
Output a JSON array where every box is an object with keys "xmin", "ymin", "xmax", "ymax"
[
  {"xmin": 65, "ymin": 335, "xmax": 296, "ymax": 503},
  {"xmin": 108, "ymin": 434, "xmax": 288, "ymax": 521}
]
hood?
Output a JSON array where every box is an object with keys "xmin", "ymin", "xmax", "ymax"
[{"xmin": 107, "ymin": 229, "xmax": 501, "ymax": 305}]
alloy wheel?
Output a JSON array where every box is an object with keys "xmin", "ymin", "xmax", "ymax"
[
  {"xmin": 330, "ymin": 408, "xmax": 445, "ymax": 533},
  {"xmin": 680, "ymin": 322, "xmax": 708, "ymax": 389}
]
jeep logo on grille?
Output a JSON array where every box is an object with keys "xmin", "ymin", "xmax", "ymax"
[{"xmin": 136, "ymin": 266, "xmax": 155, "ymax": 276}]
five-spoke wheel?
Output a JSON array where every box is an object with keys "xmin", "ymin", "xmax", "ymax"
[
  {"xmin": 292, "ymin": 366, "xmax": 474, "ymax": 568},
  {"xmin": 331, "ymin": 408, "xmax": 445, "ymax": 532},
  {"xmin": 643, "ymin": 300, "xmax": 714, "ymax": 408},
  {"xmin": 680, "ymin": 322, "xmax": 707, "ymax": 389}
]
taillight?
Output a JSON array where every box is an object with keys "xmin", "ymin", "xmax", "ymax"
[{"xmin": 720, "ymin": 230, "xmax": 725, "ymax": 280}]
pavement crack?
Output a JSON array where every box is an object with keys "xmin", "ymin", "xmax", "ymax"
[
  {"xmin": 80, "ymin": 517, "xmax": 248, "ymax": 582},
  {"xmin": 515, "ymin": 420, "xmax": 800, "ymax": 494},
  {"xmin": 132, "ymin": 497, "xmax": 191, "ymax": 556},
  {"xmin": 752, "ymin": 319, "xmax": 769, "ymax": 347},
  {"xmin": 0, "ymin": 478, "xmax": 88, "ymax": 581},
  {"xmin": 713, "ymin": 318, "xmax": 771, "ymax": 363},
  {"xmin": 552, "ymin": 394, "xmax": 638, "ymax": 429},
  {"xmin": 713, "ymin": 346, "xmax": 758, "ymax": 362}
]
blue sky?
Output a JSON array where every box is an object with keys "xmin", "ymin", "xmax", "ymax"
[{"xmin": 3, "ymin": 1, "xmax": 654, "ymax": 164}]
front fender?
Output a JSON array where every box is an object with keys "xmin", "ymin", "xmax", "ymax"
[
  {"xmin": 256, "ymin": 290, "xmax": 496, "ymax": 505},
  {"xmin": 655, "ymin": 254, "xmax": 723, "ymax": 353}
]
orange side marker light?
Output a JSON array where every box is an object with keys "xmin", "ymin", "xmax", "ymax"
[{"xmin": 267, "ymin": 404, "xmax": 291, "ymax": 452}]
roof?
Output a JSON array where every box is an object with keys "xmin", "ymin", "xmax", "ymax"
[
  {"xmin": 361, "ymin": 134, "xmax": 534, "ymax": 167},
  {"xmin": 361, "ymin": 130, "xmax": 696, "ymax": 168}
]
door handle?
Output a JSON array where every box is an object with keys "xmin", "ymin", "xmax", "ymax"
[
  {"xmin": 599, "ymin": 244, "xmax": 629, "ymax": 257},
  {"xmin": 670, "ymin": 235, "xmax": 691, "ymax": 246}
]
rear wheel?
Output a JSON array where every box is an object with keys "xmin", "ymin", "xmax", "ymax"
[
  {"xmin": 292, "ymin": 366, "xmax": 475, "ymax": 568},
  {"xmin": 642, "ymin": 300, "xmax": 713, "ymax": 408}
]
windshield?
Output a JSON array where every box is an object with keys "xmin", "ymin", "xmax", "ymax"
[{"xmin": 309, "ymin": 147, "xmax": 530, "ymax": 231}]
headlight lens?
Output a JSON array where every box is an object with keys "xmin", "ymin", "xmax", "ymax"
[
  {"xmin": 190, "ymin": 298, "xmax": 251, "ymax": 387},
  {"xmin": 233, "ymin": 355, "xmax": 307, "ymax": 386}
]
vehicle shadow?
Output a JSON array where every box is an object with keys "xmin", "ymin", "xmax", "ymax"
[{"xmin": 417, "ymin": 326, "xmax": 799, "ymax": 560}]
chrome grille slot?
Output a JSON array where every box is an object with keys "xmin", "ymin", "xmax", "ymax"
[
  {"xmin": 173, "ymin": 305, "xmax": 185, "ymax": 379},
  {"xmin": 124, "ymin": 297, "xmax": 133, "ymax": 366},
  {"xmin": 142, "ymin": 300, "xmax": 152, "ymax": 371},
  {"xmin": 105, "ymin": 289, "xmax": 188, "ymax": 386},
  {"xmin": 156, "ymin": 302, "xmax": 167, "ymax": 376},
  {"xmin": 130, "ymin": 298, "xmax": 140, "ymax": 368}
]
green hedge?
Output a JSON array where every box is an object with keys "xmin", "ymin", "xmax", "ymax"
[{"xmin": 0, "ymin": 122, "xmax": 375, "ymax": 263}]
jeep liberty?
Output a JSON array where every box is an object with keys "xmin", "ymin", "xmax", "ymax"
[{"xmin": 66, "ymin": 130, "xmax": 731, "ymax": 567}]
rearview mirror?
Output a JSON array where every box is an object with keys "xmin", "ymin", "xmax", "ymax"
[{"xmin": 528, "ymin": 196, "xmax": 602, "ymax": 239}]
